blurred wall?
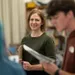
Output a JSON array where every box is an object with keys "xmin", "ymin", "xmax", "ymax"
[{"xmin": 0, "ymin": 0, "xmax": 27, "ymax": 47}]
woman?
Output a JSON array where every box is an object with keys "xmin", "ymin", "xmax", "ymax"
[
  {"xmin": 19, "ymin": 8, "xmax": 56, "ymax": 75},
  {"xmin": 0, "ymin": 22, "xmax": 26, "ymax": 75}
]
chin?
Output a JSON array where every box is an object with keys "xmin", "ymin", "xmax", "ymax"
[
  {"xmin": 32, "ymin": 29, "xmax": 36, "ymax": 31},
  {"xmin": 57, "ymin": 28, "xmax": 62, "ymax": 32},
  {"xmin": 32, "ymin": 28, "xmax": 39, "ymax": 30}
]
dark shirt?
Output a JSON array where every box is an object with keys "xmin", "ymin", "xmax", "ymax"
[{"xmin": 21, "ymin": 33, "xmax": 56, "ymax": 75}]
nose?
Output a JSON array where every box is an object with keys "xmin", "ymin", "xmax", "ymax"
[
  {"xmin": 32, "ymin": 20, "xmax": 36, "ymax": 23},
  {"xmin": 51, "ymin": 19, "xmax": 56, "ymax": 26}
]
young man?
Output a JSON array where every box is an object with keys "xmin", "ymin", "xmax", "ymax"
[{"xmin": 41, "ymin": 0, "xmax": 75, "ymax": 75}]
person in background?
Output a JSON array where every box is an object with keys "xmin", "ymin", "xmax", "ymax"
[
  {"xmin": 18, "ymin": 8, "xmax": 56, "ymax": 75},
  {"xmin": 41, "ymin": 0, "xmax": 75, "ymax": 75},
  {"xmin": 0, "ymin": 22, "xmax": 26, "ymax": 75}
]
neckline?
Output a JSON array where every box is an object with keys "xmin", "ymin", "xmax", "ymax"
[{"xmin": 30, "ymin": 33, "xmax": 45, "ymax": 38}]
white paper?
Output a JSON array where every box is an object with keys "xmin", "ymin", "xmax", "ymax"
[
  {"xmin": 23, "ymin": 44, "xmax": 55, "ymax": 63},
  {"xmin": 8, "ymin": 55, "xmax": 19, "ymax": 63}
]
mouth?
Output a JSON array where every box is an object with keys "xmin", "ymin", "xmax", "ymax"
[{"xmin": 31, "ymin": 24, "xmax": 38, "ymax": 28}]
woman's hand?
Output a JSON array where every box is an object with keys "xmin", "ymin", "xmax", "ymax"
[{"xmin": 23, "ymin": 61, "xmax": 32, "ymax": 71}]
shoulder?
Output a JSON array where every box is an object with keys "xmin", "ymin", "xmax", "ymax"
[
  {"xmin": 67, "ymin": 30, "xmax": 75, "ymax": 48},
  {"xmin": 43, "ymin": 33, "xmax": 54, "ymax": 44},
  {"xmin": 44, "ymin": 33, "xmax": 54, "ymax": 41},
  {"xmin": 69, "ymin": 30, "xmax": 75, "ymax": 38},
  {"xmin": 68, "ymin": 30, "xmax": 75, "ymax": 41},
  {"xmin": 21, "ymin": 35, "xmax": 30, "ymax": 43}
]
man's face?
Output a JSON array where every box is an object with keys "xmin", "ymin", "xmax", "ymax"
[{"xmin": 50, "ymin": 12, "xmax": 69, "ymax": 32}]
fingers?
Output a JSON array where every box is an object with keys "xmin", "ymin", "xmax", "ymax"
[{"xmin": 22, "ymin": 61, "xmax": 31, "ymax": 70}]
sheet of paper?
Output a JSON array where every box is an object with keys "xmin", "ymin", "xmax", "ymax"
[
  {"xmin": 8, "ymin": 55, "xmax": 19, "ymax": 63},
  {"xmin": 23, "ymin": 44, "xmax": 55, "ymax": 63}
]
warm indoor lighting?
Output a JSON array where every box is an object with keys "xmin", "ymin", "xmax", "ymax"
[{"xmin": 24, "ymin": 0, "xmax": 32, "ymax": 3}]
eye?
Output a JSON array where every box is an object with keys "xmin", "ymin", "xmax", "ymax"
[
  {"xmin": 53, "ymin": 16, "xmax": 58, "ymax": 19},
  {"xmin": 51, "ymin": 15, "xmax": 58, "ymax": 20},
  {"xmin": 30, "ymin": 18, "xmax": 34, "ymax": 21},
  {"xmin": 35, "ymin": 19, "xmax": 40, "ymax": 21}
]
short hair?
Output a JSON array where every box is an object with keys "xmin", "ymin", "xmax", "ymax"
[
  {"xmin": 46, "ymin": 0, "xmax": 75, "ymax": 18},
  {"xmin": 27, "ymin": 8, "xmax": 46, "ymax": 32}
]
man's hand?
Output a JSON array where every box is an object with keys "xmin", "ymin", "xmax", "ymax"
[{"xmin": 42, "ymin": 62, "xmax": 59, "ymax": 75}]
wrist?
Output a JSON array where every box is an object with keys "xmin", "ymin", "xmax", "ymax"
[
  {"xmin": 42, "ymin": 64, "xmax": 44, "ymax": 70},
  {"xmin": 54, "ymin": 69, "xmax": 60, "ymax": 75}
]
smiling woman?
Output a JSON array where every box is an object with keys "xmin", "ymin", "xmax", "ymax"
[
  {"xmin": 27, "ymin": 8, "xmax": 46, "ymax": 33},
  {"xmin": 18, "ymin": 8, "xmax": 56, "ymax": 75}
]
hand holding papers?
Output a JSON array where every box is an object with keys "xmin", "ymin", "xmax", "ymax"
[{"xmin": 23, "ymin": 45, "xmax": 55, "ymax": 63}]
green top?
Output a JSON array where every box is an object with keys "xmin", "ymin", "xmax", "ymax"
[{"xmin": 21, "ymin": 33, "xmax": 56, "ymax": 65}]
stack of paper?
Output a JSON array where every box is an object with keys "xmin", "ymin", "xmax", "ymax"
[{"xmin": 23, "ymin": 44, "xmax": 55, "ymax": 63}]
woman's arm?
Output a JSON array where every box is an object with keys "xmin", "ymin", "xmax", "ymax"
[{"xmin": 23, "ymin": 61, "xmax": 43, "ymax": 71}]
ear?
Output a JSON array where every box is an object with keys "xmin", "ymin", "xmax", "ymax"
[
  {"xmin": 41, "ymin": 22, "xmax": 44, "ymax": 25},
  {"xmin": 67, "ymin": 10, "xmax": 74, "ymax": 19}
]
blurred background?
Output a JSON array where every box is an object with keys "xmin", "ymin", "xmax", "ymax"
[{"xmin": 0, "ymin": 0, "xmax": 65, "ymax": 57}]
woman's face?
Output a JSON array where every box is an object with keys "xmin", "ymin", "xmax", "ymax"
[{"xmin": 29, "ymin": 13, "xmax": 43, "ymax": 31}]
